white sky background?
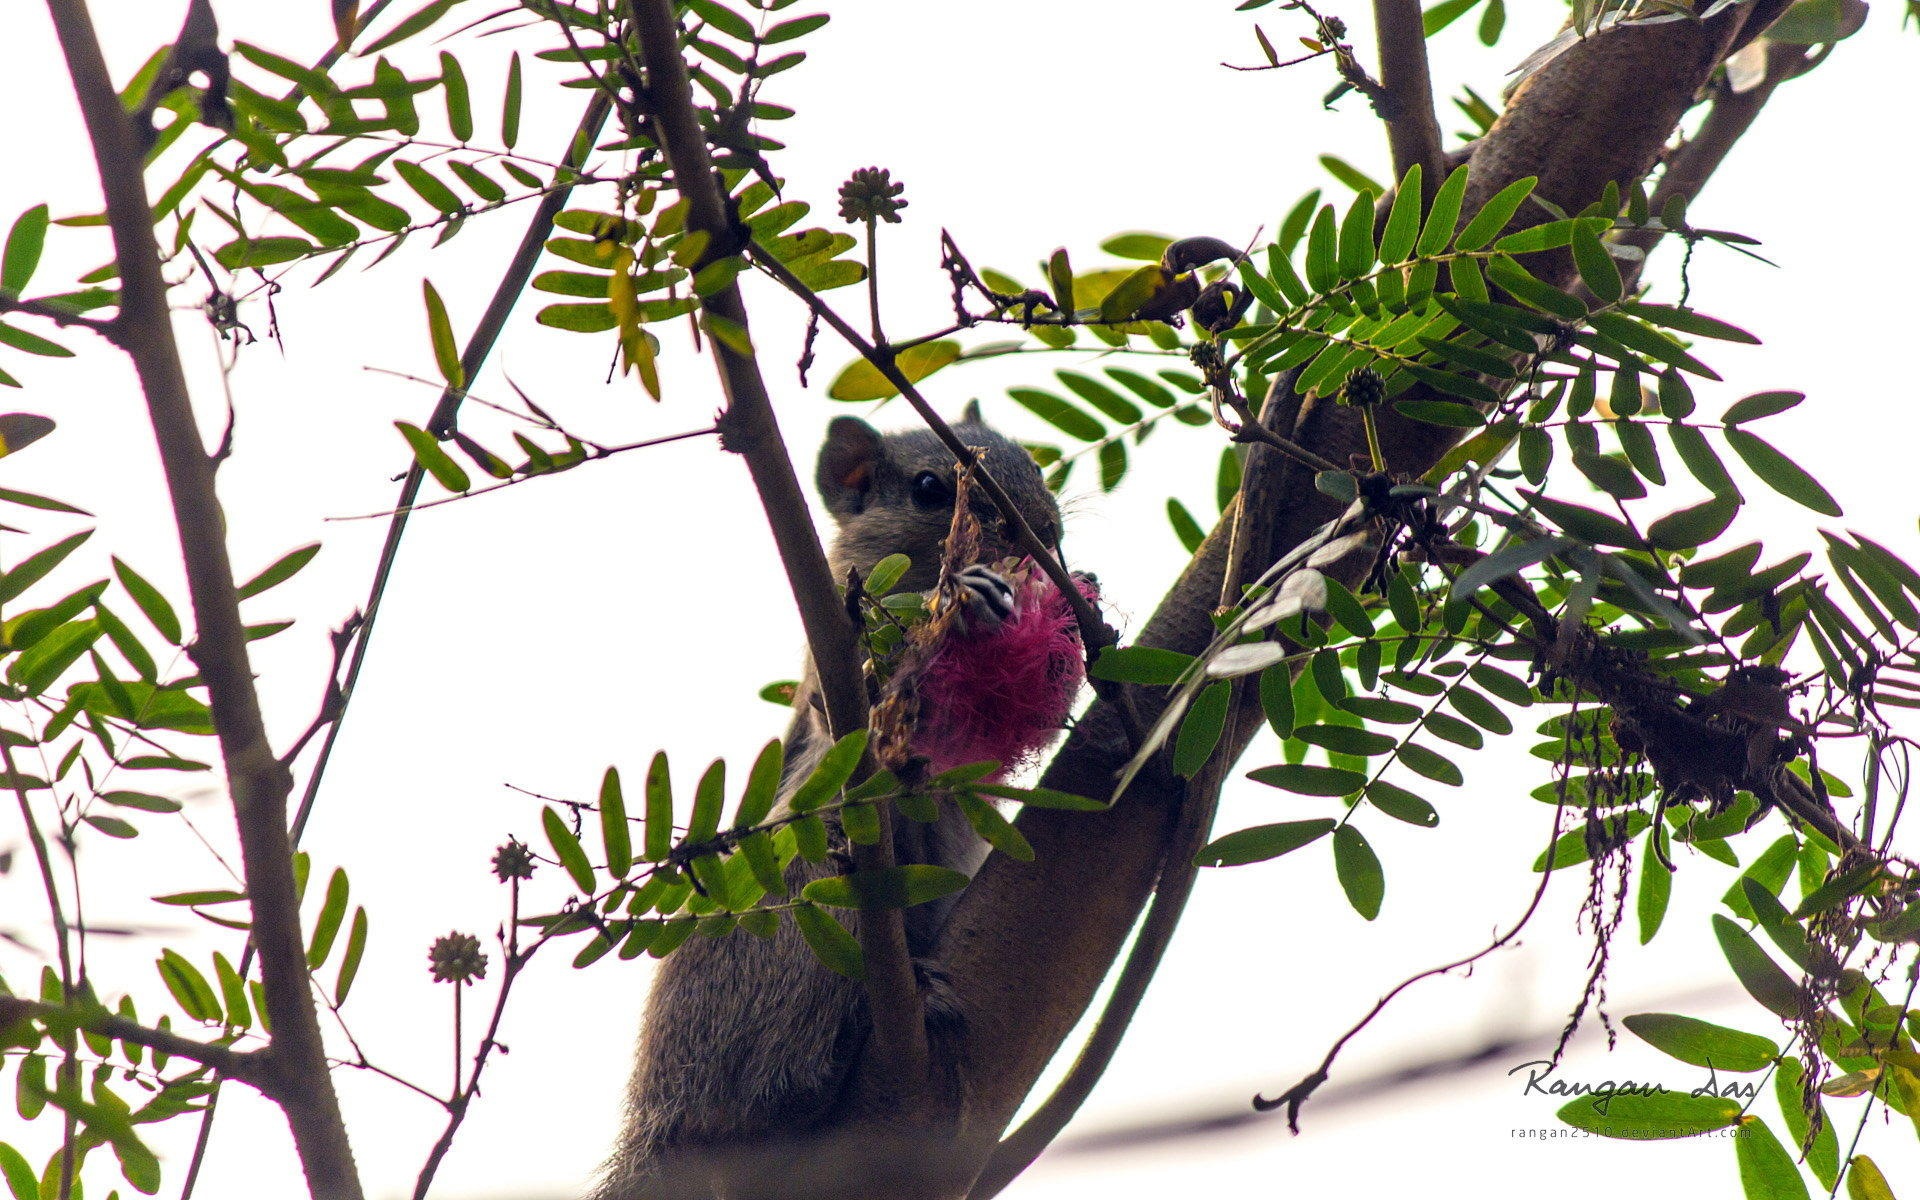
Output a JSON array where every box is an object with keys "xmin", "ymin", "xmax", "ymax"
[{"xmin": 1, "ymin": 1, "xmax": 1918, "ymax": 1197}]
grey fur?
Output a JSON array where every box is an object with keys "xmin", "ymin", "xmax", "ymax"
[{"xmin": 593, "ymin": 416, "xmax": 1061, "ymax": 1200}]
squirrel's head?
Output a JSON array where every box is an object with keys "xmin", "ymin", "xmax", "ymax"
[{"xmin": 817, "ymin": 401, "xmax": 1061, "ymax": 593}]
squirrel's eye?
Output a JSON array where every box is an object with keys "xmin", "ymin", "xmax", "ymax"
[{"xmin": 909, "ymin": 471, "xmax": 951, "ymax": 510}]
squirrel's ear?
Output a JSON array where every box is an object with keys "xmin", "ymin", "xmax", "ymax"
[
  {"xmin": 818, "ymin": 416, "xmax": 884, "ymax": 516},
  {"xmin": 960, "ymin": 398, "xmax": 985, "ymax": 426}
]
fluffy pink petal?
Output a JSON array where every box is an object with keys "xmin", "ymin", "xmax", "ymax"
[{"xmin": 911, "ymin": 570, "xmax": 1098, "ymax": 779}]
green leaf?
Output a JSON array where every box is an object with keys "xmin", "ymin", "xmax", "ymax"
[
  {"xmin": 766, "ymin": 12, "xmax": 830, "ymax": 42},
  {"xmin": 1378, "ymin": 165, "xmax": 1423, "ymax": 264},
  {"xmin": 1057, "ymin": 370, "xmax": 1143, "ymax": 424},
  {"xmin": 1320, "ymin": 154, "xmax": 1383, "ymax": 195},
  {"xmin": 1573, "ymin": 451, "xmax": 1646, "ymax": 501},
  {"xmin": 1453, "ymin": 177, "xmax": 1536, "ymax": 251},
  {"xmin": 237, "ymin": 542, "xmax": 320, "ymax": 600},
  {"xmin": 1648, "ymin": 495, "xmax": 1737, "ymax": 551},
  {"xmin": 1589, "ymin": 311, "xmax": 1717, "ymax": 377},
  {"xmin": 1520, "ymin": 489, "xmax": 1641, "ymax": 548},
  {"xmin": 501, "ymin": 52, "xmax": 522, "ymax": 149},
  {"xmin": 680, "ymin": 758, "xmax": 725, "ymax": 848},
  {"xmin": 1090, "ymin": 645, "xmax": 1193, "ymax": 686},
  {"xmin": 1555, "ymin": 1089, "xmax": 1739, "ymax": 1139},
  {"xmin": 543, "ymin": 806, "xmax": 595, "ymax": 893},
  {"xmin": 1395, "ymin": 397, "xmax": 1487, "ymax": 428},
  {"xmin": 214, "ymin": 235, "xmax": 314, "ymax": 269},
  {"xmin": 1768, "ymin": 0, "xmax": 1869, "ymax": 42},
  {"xmin": 395, "ymin": 421, "xmax": 471, "ymax": 492},
  {"xmin": 1423, "ymin": 0, "xmax": 1478, "ymax": 34},
  {"xmin": 422, "ymin": 280, "xmax": 464, "ymax": 390},
  {"xmin": 1845, "ymin": 1155, "xmax": 1896, "ymax": 1200},
  {"xmin": 792, "ymin": 902, "xmax": 863, "ymax": 978},
  {"xmin": 1166, "ymin": 498, "xmax": 1205, "ymax": 554},
  {"xmin": 158, "ymin": 949, "xmax": 220, "ymax": 1021},
  {"xmin": 598, "ymin": 767, "xmax": 631, "ymax": 878},
  {"xmin": 1332, "ymin": 825, "xmax": 1383, "ymax": 919},
  {"xmin": 1627, "ymin": 303, "xmax": 1759, "ymax": 344},
  {"xmin": 1101, "ymin": 232, "xmax": 1174, "ymax": 261},
  {"xmin": 211, "ymin": 951, "xmax": 252, "ymax": 1029},
  {"xmin": 687, "ymin": 0, "xmax": 756, "ymax": 39},
  {"xmin": 1668, "ymin": 422, "xmax": 1741, "ymax": 499},
  {"xmin": 321, "ymin": 905, "xmax": 364, "ymax": 1007},
  {"xmin": 1174, "ymin": 680, "xmax": 1231, "ymax": 777},
  {"xmin": 84, "ymin": 813, "xmax": 137, "ymax": 838},
  {"xmin": 1713, "ymin": 914, "xmax": 1803, "ymax": 1020},
  {"xmin": 789, "ymin": 729, "xmax": 868, "ymax": 812},
  {"xmin": 361, "ymin": 0, "xmax": 461, "ymax": 53},
  {"xmin": 1624, "ymin": 1012, "xmax": 1778, "ymax": 1072},
  {"xmin": 1447, "ymin": 686, "xmax": 1511, "ymax": 735},
  {"xmin": 726, "ymin": 740, "xmax": 783, "ymax": 833},
  {"xmin": 1416, "ymin": 165, "xmax": 1471, "ymax": 257},
  {"xmin": 1775, "ymin": 1057, "xmax": 1839, "ymax": 1191},
  {"xmin": 1, "ymin": 205, "xmax": 49, "ymax": 295},
  {"xmin": 802, "ymin": 864, "xmax": 972, "ymax": 909},
  {"xmin": 537, "ymin": 301, "xmax": 618, "ymax": 332},
  {"xmin": 0, "ymin": 530, "xmax": 91, "ymax": 606},
  {"xmin": 112, "ymin": 558, "xmax": 181, "ymax": 645},
  {"xmin": 1247, "ymin": 763, "xmax": 1365, "ymax": 797},
  {"xmin": 1304, "ymin": 205, "xmax": 1338, "ymax": 293},
  {"xmin": 0, "ymin": 1142, "xmax": 38, "ymax": 1200},
  {"xmin": 1295, "ymin": 723, "xmax": 1395, "ymax": 756},
  {"xmin": 1196, "ymin": 818, "xmax": 1337, "ymax": 867},
  {"xmin": 955, "ymin": 791, "xmax": 1035, "ymax": 859},
  {"xmin": 1398, "ymin": 741, "xmax": 1463, "ymax": 785},
  {"xmin": 826, "ymin": 340, "xmax": 960, "ymax": 401},
  {"xmin": 437, "ymin": 51, "xmax": 473, "ymax": 141},
  {"xmin": 644, "ymin": 751, "xmax": 673, "ymax": 861},
  {"xmin": 1366, "ymin": 780, "xmax": 1437, "ymax": 827},
  {"xmin": 1736, "ymin": 1118, "xmax": 1813, "ymax": 1200},
  {"xmin": 1451, "ymin": 535, "xmax": 1574, "ymax": 599},
  {"xmin": 1258, "ymin": 664, "xmax": 1295, "ymax": 738},
  {"xmin": 1570, "ymin": 220, "xmax": 1622, "ymax": 303},
  {"xmin": 1724, "ymin": 427, "xmax": 1841, "ymax": 517},
  {"xmin": 1484, "ymin": 254, "xmax": 1585, "ymax": 319},
  {"xmin": 98, "ymin": 791, "xmax": 179, "ymax": 813},
  {"xmin": 970, "ymin": 783, "xmax": 1107, "ymax": 811},
  {"xmin": 1337, "ymin": 188, "xmax": 1377, "ymax": 280},
  {"xmin": 1638, "ymin": 838, "xmax": 1671, "ymax": 943},
  {"xmin": 1723, "ymin": 390, "xmax": 1804, "ymax": 425}
]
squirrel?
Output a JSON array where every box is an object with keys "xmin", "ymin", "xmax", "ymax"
[{"xmin": 591, "ymin": 405, "xmax": 1090, "ymax": 1200}]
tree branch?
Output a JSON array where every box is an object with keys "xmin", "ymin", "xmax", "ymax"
[
  {"xmin": 0, "ymin": 293, "xmax": 115, "ymax": 338},
  {"xmin": 969, "ymin": 369, "xmax": 1309, "ymax": 1196},
  {"xmin": 42, "ymin": 2, "xmax": 362, "ymax": 1195},
  {"xmin": 831, "ymin": 10, "xmax": 1797, "ymax": 1195},
  {"xmin": 1616, "ymin": 39, "xmax": 1812, "ymax": 268},
  {"xmin": 0, "ymin": 998, "xmax": 262, "ymax": 1083},
  {"xmin": 1371, "ymin": 0, "xmax": 1447, "ymax": 200},
  {"xmin": 624, "ymin": 0, "xmax": 928, "ymax": 1105}
]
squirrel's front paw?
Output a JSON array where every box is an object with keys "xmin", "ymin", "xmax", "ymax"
[{"xmin": 954, "ymin": 563, "xmax": 1017, "ymax": 634}]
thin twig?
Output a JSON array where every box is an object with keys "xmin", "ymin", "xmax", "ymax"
[
  {"xmin": 328, "ymin": 426, "xmax": 718, "ymax": 521},
  {"xmin": 0, "ymin": 294, "xmax": 116, "ymax": 337},
  {"xmin": 747, "ymin": 249, "xmax": 1120, "ymax": 663},
  {"xmin": 1259, "ymin": 800, "xmax": 1571, "ymax": 1130},
  {"xmin": 0, "ymin": 998, "xmax": 262, "ymax": 1081},
  {"xmin": 44, "ymin": 1, "xmax": 363, "ymax": 1194}
]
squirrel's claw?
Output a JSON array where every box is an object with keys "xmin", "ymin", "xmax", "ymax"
[{"xmin": 953, "ymin": 563, "xmax": 1017, "ymax": 634}]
